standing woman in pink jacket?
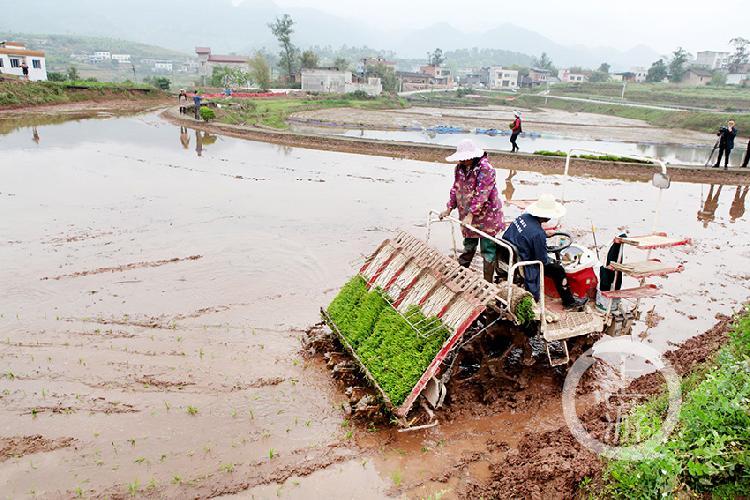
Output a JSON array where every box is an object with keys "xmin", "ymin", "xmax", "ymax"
[{"xmin": 440, "ymin": 139, "xmax": 505, "ymax": 282}]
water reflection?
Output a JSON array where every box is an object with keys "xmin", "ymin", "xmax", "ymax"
[
  {"xmin": 179, "ymin": 126, "xmax": 190, "ymax": 149},
  {"xmin": 195, "ymin": 129, "xmax": 203, "ymax": 157},
  {"xmin": 503, "ymin": 169, "xmax": 517, "ymax": 201},
  {"xmin": 697, "ymin": 185, "xmax": 723, "ymax": 228},
  {"xmin": 731, "ymin": 186, "xmax": 749, "ymax": 223},
  {"xmin": 696, "ymin": 184, "xmax": 749, "ymax": 227},
  {"xmin": 32, "ymin": 126, "xmax": 39, "ymax": 145}
]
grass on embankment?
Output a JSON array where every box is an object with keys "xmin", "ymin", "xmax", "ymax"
[
  {"xmin": 513, "ymin": 93, "xmax": 750, "ymax": 135},
  {"xmin": 533, "ymin": 150, "xmax": 654, "ymax": 164},
  {"xmin": 212, "ymin": 94, "xmax": 407, "ymax": 129},
  {"xmin": 547, "ymin": 82, "xmax": 750, "ymax": 113},
  {"xmin": 0, "ymin": 80, "xmax": 163, "ymax": 109},
  {"xmin": 588, "ymin": 309, "xmax": 750, "ymax": 498}
]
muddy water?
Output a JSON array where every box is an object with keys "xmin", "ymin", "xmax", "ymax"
[
  {"xmin": 337, "ymin": 129, "xmax": 746, "ymax": 167},
  {"xmin": 1, "ymin": 112, "xmax": 749, "ymax": 498}
]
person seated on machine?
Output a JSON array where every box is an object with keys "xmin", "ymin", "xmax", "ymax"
[{"xmin": 502, "ymin": 194, "xmax": 588, "ymax": 311}]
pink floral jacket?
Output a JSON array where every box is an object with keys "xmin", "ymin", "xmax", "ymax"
[{"xmin": 447, "ymin": 157, "xmax": 505, "ymax": 238}]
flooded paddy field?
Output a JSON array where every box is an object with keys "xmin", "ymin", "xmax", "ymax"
[
  {"xmin": 1, "ymin": 111, "xmax": 749, "ymax": 498},
  {"xmin": 289, "ymin": 105, "xmax": 741, "ymax": 166}
]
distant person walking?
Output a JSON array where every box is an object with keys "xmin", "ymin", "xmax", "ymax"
[
  {"xmin": 178, "ymin": 89, "xmax": 188, "ymax": 115},
  {"xmin": 713, "ymin": 119, "xmax": 737, "ymax": 170},
  {"xmin": 21, "ymin": 61, "xmax": 29, "ymax": 80},
  {"xmin": 742, "ymin": 137, "xmax": 749, "ymax": 168},
  {"xmin": 510, "ymin": 111, "xmax": 522, "ymax": 153},
  {"xmin": 193, "ymin": 90, "xmax": 202, "ymax": 120}
]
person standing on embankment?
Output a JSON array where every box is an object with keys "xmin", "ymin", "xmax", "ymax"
[
  {"xmin": 193, "ymin": 90, "xmax": 202, "ymax": 120},
  {"xmin": 713, "ymin": 119, "xmax": 737, "ymax": 170},
  {"xmin": 439, "ymin": 139, "xmax": 505, "ymax": 283},
  {"xmin": 510, "ymin": 111, "xmax": 522, "ymax": 153}
]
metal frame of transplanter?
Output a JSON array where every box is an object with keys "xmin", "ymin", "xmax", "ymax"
[{"xmin": 562, "ymin": 149, "xmax": 690, "ymax": 327}]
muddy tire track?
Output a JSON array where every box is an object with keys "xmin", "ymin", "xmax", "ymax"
[
  {"xmin": 41, "ymin": 255, "xmax": 202, "ymax": 281},
  {"xmin": 0, "ymin": 435, "xmax": 77, "ymax": 462}
]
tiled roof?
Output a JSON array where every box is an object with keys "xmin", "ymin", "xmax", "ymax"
[{"xmin": 208, "ymin": 54, "xmax": 247, "ymax": 63}]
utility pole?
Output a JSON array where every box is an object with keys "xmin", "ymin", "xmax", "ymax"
[{"xmin": 621, "ymin": 80, "xmax": 627, "ymax": 100}]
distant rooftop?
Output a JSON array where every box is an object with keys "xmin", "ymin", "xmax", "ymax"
[
  {"xmin": 195, "ymin": 46, "xmax": 211, "ymax": 54},
  {"xmin": 207, "ymin": 54, "xmax": 247, "ymax": 63}
]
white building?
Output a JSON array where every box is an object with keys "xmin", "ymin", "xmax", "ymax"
[
  {"xmin": 92, "ymin": 50, "xmax": 112, "ymax": 61},
  {"xmin": 484, "ymin": 67, "xmax": 518, "ymax": 90},
  {"xmin": 196, "ymin": 47, "xmax": 248, "ymax": 84},
  {"xmin": 558, "ymin": 68, "xmax": 587, "ymax": 83},
  {"xmin": 695, "ymin": 51, "xmax": 729, "ymax": 70},
  {"xmin": 727, "ymin": 73, "xmax": 749, "ymax": 85},
  {"xmin": 301, "ymin": 68, "xmax": 382, "ymax": 96},
  {"xmin": 152, "ymin": 60, "xmax": 173, "ymax": 73},
  {"xmin": 630, "ymin": 67, "xmax": 647, "ymax": 83},
  {"xmin": 111, "ymin": 54, "xmax": 131, "ymax": 63},
  {"xmin": 0, "ymin": 41, "xmax": 47, "ymax": 81}
]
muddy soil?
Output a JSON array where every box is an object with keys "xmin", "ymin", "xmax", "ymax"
[
  {"xmin": 1, "ymin": 111, "xmax": 749, "ymax": 498},
  {"xmin": 164, "ymin": 108, "xmax": 750, "ymax": 186},
  {"xmin": 463, "ymin": 314, "xmax": 734, "ymax": 499}
]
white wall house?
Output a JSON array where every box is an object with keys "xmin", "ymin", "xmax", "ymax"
[
  {"xmin": 0, "ymin": 41, "xmax": 47, "ymax": 81},
  {"xmin": 630, "ymin": 67, "xmax": 647, "ymax": 83},
  {"xmin": 558, "ymin": 69, "xmax": 587, "ymax": 83},
  {"xmin": 301, "ymin": 68, "xmax": 382, "ymax": 96},
  {"xmin": 152, "ymin": 60, "xmax": 173, "ymax": 73},
  {"xmin": 485, "ymin": 67, "xmax": 518, "ymax": 90},
  {"xmin": 695, "ymin": 51, "xmax": 729, "ymax": 70},
  {"xmin": 111, "ymin": 54, "xmax": 131, "ymax": 63},
  {"xmin": 92, "ymin": 50, "xmax": 112, "ymax": 61},
  {"xmin": 727, "ymin": 73, "xmax": 749, "ymax": 85}
]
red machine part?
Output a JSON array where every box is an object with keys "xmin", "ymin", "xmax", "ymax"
[{"xmin": 544, "ymin": 265, "xmax": 598, "ymax": 300}]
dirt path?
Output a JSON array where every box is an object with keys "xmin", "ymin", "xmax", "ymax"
[{"xmin": 162, "ymin": 108, "xmax": 750, "ymax": 185}]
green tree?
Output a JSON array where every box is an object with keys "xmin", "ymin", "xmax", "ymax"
[
  {"xmin": 151, "ymin": 76, "xmax": 171, "ymax": 90},
  {"xmin": 427, "ymin": 48, "xmax": 445, "ymax": 67},
  {"xmin": 248, "ymin": 53, "xmax": 272, "ymax": 91},
  {"xmin": 728, "ymin": 37, "xmax": 749, "ymax": 73},
  {"xmin": 668, "ymin": 47, "xmax": 690, "ymax": 83},
  {"xmin": 597, "ymin": 62, "xmax": 611, "ymax": 74},
  {"xmin": 646, "ymin": 59, "xmax": 668, "ymax": 82},
  {"xmin": 268, "ymin": 14, "xmax": 299, "ymax": 81},
  {"xmin": 210, "ymin": 66, "xmax": 249, "ymax": 87},
  {"xmin": 333, "ymin": 57, "xmax": 349, "ymax": 71},
  {"xmin": 47, "ymin": 72, "xmax": 65, "ymax": 82},
  {"xmin": 589, "ymin": 71, "xmax": 609, "ymax": 82},
  {"xmin": 533, "ymin": 52, "xmax": 555, "ymax": 71},
  {"xmin": 300, "ymin": 50, "xmax": 319, "ymax": 69},
  {"xmin": 367, "ymin": 63, "xmax": 398, "ymax": 92},
  {"xmin": 66, "ymin": 66, "xmax": 79, "ymax": 81},
  {"xmin": 711, "ymin": 71, "xmax": 727, "ymax": 86}
]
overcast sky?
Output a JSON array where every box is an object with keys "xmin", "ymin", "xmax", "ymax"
[{"xmin": 268, "ymin": 0, "xmax": 748, "ymax": 54}]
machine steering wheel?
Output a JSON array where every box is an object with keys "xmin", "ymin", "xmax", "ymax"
[{"xmin": 546, "ymin": 231, "xmax": 573, "ymax": 262}]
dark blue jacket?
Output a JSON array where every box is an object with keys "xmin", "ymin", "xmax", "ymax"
[
  {"xmin": 719, "ymin": 126, "xmax": 737, "ymax": 149},
  {"xmin": 193, "ymin": 95, "xmax": 202, "ymax": 107},
  {"xmin": 502, "ymin": 213, "xmax": 548, "ymax": 300}
]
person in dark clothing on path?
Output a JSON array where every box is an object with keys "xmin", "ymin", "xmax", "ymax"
[
  {"xmin": 178, "ymin": 89, "xmax": 189, "ymax": 115},
  {"xmin": 502, "ymin": 194, "xmax": 588, "ymax": 311},
  {"xmin": 21, "ymin": 61, "xmax": 29, "ymax": 80},
  {"xmin": 193, "ymin": 90, "xmax": 202, "ymax": 120},
  {"xmin": 713, "ymin": 119, "xmax": 737, "ymax": 169},
  {"xmin": 742, "ymin": 138, "xmax": 749, "ymax": 168},
  {"xmin": 510, "ymin": 111, "xmax": 522, "ymax": 153}
]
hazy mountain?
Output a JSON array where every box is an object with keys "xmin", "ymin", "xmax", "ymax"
[{"xmin": 0, "ymin": 0, "xmax": 657, "ymax": 69}]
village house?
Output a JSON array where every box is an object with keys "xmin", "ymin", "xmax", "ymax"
[
  {"xmin": 681, "ymin": 68, "xmax": 713, "ymax": 86},
  {"xmin": 612, "ymin": 72, "xmax": 638, "ymax": 83},
  {"xmin": 92, "ymin": 50, "xmax": 112, "ymax": 61},
  {"xmin": 359, "ymin": 56, "xmax": 396, "ymax": 73},
  {"xmin": 111, "ymin": 54, "xmax": 131, "ymax": 64},
  {"xmin": 301, "ymin": 68, "xmax": 382, "ymax": 96},
  {"xmin": 630, "ymin": 67, "xmax": 647, "ymax": 83},
  {"xmin": 695, "ymin": 51, "xmax": 729, "ymax": 70},
  {"xmin": 152, "ymin": 60, "xmax": 174, "ymax": 73},
  {"xmin": 196, "ymin": 47, "xmax": 248, "ymax": 84},
  {"xmin": 521, "ymin": 67, "xmax": 550, "ymax": 87},
  {"xmin": 727, "ymin": 73, "xmax": 749, "ymax": 86},
  {"xmin": 557, "ymin": 68, "xmax": 587, "ymax": 83},
  {"xmin": 481, "ymin": 66, "xmax": 518, "ymax": 90},
  {"xmin": 0, "ymin": 41, "xmax": 47, "ymax": 81},
  {"xmin": 420, "ymin": 65, "xmax": 453, "ymax": 87}
]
